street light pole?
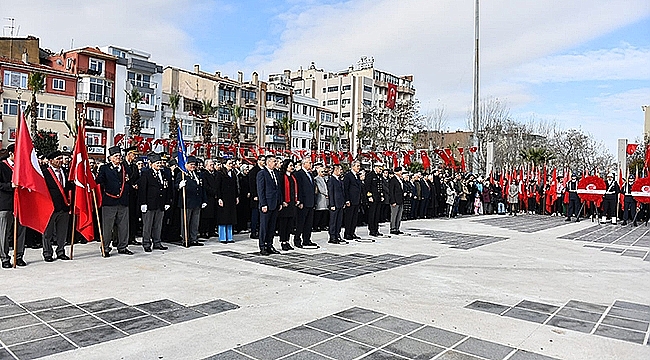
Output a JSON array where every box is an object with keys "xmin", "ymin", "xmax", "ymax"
[{"xmin": 472, "ymin": 0, "xmax": 480, "ymax": 173}]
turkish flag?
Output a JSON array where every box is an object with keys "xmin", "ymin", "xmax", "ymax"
[
  {"xmin": 13, "ymin": 112, "xmax": 54, "ymax": 233},
  {"xmin": 421, "ymin": 150, "xmax": 431, "ymax": 170},
  {"xmin": 386, "ymin": 83, "xmax": 397, "ymax": 109},
  {"xmin": 69, "ymin": 121, "xmax": 101, "ymax": 241},
  {"xmin": 627, "ymin": 144, "xmax": 638, "ymax": 155}
]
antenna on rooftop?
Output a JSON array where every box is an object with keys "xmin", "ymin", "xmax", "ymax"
[{"xmin": 3, "ymin": 17, "xmax": 15, "ymax": 37}]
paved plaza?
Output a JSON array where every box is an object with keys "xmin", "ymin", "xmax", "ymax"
[{"xmin": 0, "ymin": 214, "xmax": 648, "ymax": 359}]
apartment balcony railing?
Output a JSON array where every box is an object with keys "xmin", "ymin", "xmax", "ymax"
[
  {"xmin": 77, "ymin": 93, "xmax": 113, "ymax": 106},
  {"xmin": 78, "ymin": 67, "xmax": 115, "ymax": 81}
]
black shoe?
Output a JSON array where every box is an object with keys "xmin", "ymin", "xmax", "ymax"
[
  {"xmin": 260, "ymin": 249, "xmax": 270, "ymax": 256},
  {"xmin": 369, "ymin": 232, "xmax": 378, "ymax": 237},
  {"xmin": 44, "ymin": 256, "xmax": 55, "ymax": 262},
  {"xmin": 269, "ymin": 246, "xmax": 281, "ymax": 254},
  {"xmin": 328, "ymin": 239, "xmax": 341, "ymax": 244},
  {"xmin": 144, "ymin": 247, "xmax": 152, "ymax": 252},
  {"xmin": 565, "ymin": 217, "xmax": 571, "ymax": 221},
  {"xmin": 189, "ymin": 241, "xmax": 204, "ymax": 246},
  {"xmin": 250, "ymin": 233, "xmax": 259, "ymax": 239},
  {"xmin": 293, "ymin": 242, "xmax": 303, "ymax": 248},
  {"xmin": 622, "ymin": 221, "xmax": 627, "ymax": 226},
  {"xmin": 153, "ymin": 245, "xmax": 168, "ymax": 250},
  {"xmin": 15, "ymin": 259, "xmax": 26, "ymax": 267},
  {"xmin": 226, "ymin": 240, "xmax": 235, "ymax": 243},
  {"xmin": 118, "ymin": 249, "xmax": 134, "ymax": 255},
  {"xmin": 390, "ymin": 230, "xmax": 399, "ymax": 235},
  {"xmin": 281, "ymin": 243, "xmax": 294, "ymax": 251},
  {"xmin": 129, "ymin": 240, "xmax": 142, "ymax": 246},
  {"xmin": 57, "ymin": 254, "xmax": 70, "ymax": 261},
  {"xmin": 1, "ymin": 261, "xmax": 10, "ymax": 268},
  {"xmin": 353, "ymin": 235, "xmax": 361, "ymax": 240},
  {"xmin": 377, "ymin": 232, "xmax": 384, "ymax": 236},
  {"xmin": 77, "ymin": 239, "xmax": 88, "ymax": 244},
  {"xmin": 634, "ymin": 222, "xmax": 638, "ymax": 227},
  {"xmin": 343, "ymin": 236, "xmax": 354, "ymax": 240},
  {"xmin": 103, "ymin": 251, "xmax": 111, "ymax": 258}
]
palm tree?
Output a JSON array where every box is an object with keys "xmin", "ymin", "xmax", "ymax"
[
  {"xmin": 201, "ymin": 98, "xmax": 215, "ymax": 144},
  {"xmin": 309, "ymin": 119, "xmax": 320, "ymax": 151},
  {"xmin": 231, "ymin": 104, "xmax": 242, "ymax": 146},
  {"xmin": 126, "ymin": 88, "xmax": 144, "ymax": 139},
  {"xmin": 27, "ymin": 72, "xmax": 46, "ymax": 136},
  {"xmin": 340, "ymin": 120, "xmax": 353, "ymax": 151},
  {"xmin": 277, "ymin": 115, "xmax": 295, "ymax": 150},
  {"xmin": 168, "ymin": 92, "xmax": 181, "ymax": 139},
  {"xmin": 330, "ymin": 132, "xmax": 340, "ymax": 152},
  {"xmin": 519, "ymin": 147, "xmax": 555, "ymax": 166}
]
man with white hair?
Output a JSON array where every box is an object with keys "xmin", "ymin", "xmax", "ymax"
[{"xmin": 602, "ymin": 173, "xmax": 620, "ymax": 224}]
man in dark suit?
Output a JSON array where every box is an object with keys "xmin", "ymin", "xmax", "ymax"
[
  {"xmin": 176, "ymin": 156, "xmax": 207, "ymax": 247},
  {"xmin": 328, "ymin": 164, "xmax": 347, "ymax": 244},
  {"xmin": 294, "ymin": 157, "xmax": 319, "ymax": 249},
  {"xmin": 96, "ymin": 146, "xmax": 133, "ymax": 257},
  {"xmin": 419, "ymin": 175, "xmax": 431, "ymax": 219},
  {"xmin": 365, "ymin": 162, "xmax": 384, "ymax": 237},
  {"xmin": 41, "ymin": 150, "xmax": 73, "ymax": 262},
  {"xmin": 0, "ymin": 145, "xmax": 26, "ymax": 267},
  {"xmin": 257, "ymin": 154, "xmax": 281, "ymax": 255},
  {"xmin": 139, "ymin": 153, "xmax": 172, "ymax": 252},
  {"xmin": 389, "ymin": 167, "xmax": 405, "ymax": 235},
  {"xmin": 248, "ymin": 155, "xmax": 265, "ymax": 239},
  {"xmin": 343, "ymin": 160, "xmax": 362, "ymax": 240},
  {"xmin": 123, "ymin": 146, "xmax": 141, "ymax": 246},
  {"xmin": 199, "ymin": 159, "xmax": 218, "ymax": 238}
]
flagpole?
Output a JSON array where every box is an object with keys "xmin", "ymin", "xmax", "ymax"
[
  {"xmin": 13, "ymin": 100, "xmax": 22, "ymax": 269},
  {"xmin": 92, "ymin": 189, "xmax": 105, "ymax": 258},
  {"xmin": 70, "ymin": 194, "xmax": 77, "ymax": 260},
  {"xmin": 182, "ymin": 172, "xmax": 189, "ymax": 248}
]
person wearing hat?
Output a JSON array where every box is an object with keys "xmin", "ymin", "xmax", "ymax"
[
  {"xmin": 554, "ymin": 175, "xmax": 565, "ymax": 217},
  {"xmin": 621, "ymin": 175, "xmax": 637, "ymax": 226},
  {"xmin": 123, "ymin": 146, "xmax": 142, "ymax": 246},
  {"xmin": 365, "ymin": 162, "xmax": 385, "ymax": 237},
  {"xmin": 138, "ymin": 153, "xmax": 172, "ymax": 252},
  {"xmin": 0, "ymin": 144, "xmax": 27, "ymax": 267},
  {"xmin": 565, "ymin": 172, "xmax": 580, "ymax": 221},
  {"xmin": 41, "ymin": 150, "xmax": 73, "ymax": 262},
  {"xmin": 603, "ymin": 173, "xmax": 620, "ymax": 224},
  {"xmin": 389, "ymin": 167, "xmax": 405, "ymax": 235},
  {"xmin": 96, "ymin": 146, "xmax": 134, "ymax": 256},
  {"xmin": 176, "ymin": 156, "xmax": 207, "ymax": 247}
]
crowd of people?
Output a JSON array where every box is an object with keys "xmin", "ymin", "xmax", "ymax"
[{"xmin": 0, "ymin": 144, "xmax": 645, "ymax": 267}]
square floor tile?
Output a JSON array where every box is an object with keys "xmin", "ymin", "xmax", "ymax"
[
  {"xmin": 342, "ymin": 324, "xmax": 400, "ymax": 347},
  {"xmin": 465, "ymin": 300, "xmax": 510, "ymax": 315},
  {"xmin": 203, "ymin": 350, "xmax": 252, "ymax": 360},
  {"xmin": 49, "ymin": 314, "xmax": 106, "ymax": 334},
  {"xmin": 282, "ymin": 350, "xmax": 331, "ymax": 360},
  {"xmin": 563, "ymin": 300, "xmax": 608, "ymax": 314},
  {"xmin": 155, "ymin": 307, "xmax": 205, "ymax": 324},
  {"xmin": 320, "ymin": 273, "xmax": 356, "ymax": 281},
  {"xmin": 0, "ymin": 348, "xmax": 13, "ymax": 360},
  {"xmin": 78, "ymin": 298, "xmax": 127, "ymax": 313},
  {"xmin": 436, "ymin": 350, "xmax": 484, "ymax": 360},
  {"xmin": 335, "ymin": 307, "xmax": 385, "ymax": 324},
  {"xmin": 594, "ymin": 324, "xmax": 646, "ymax": 344},
  {"xmin": 236, "ymin": 336, "xmax": 301, "ymax": 360},
  {"xmin": 298, "ymin": 268, "xmax": 332, "ymax": 276},
  {"xmin": 9, "ymin": 335, "xmax": 76, "ymax": 360},
  {"xmin": 601, "ymin": 315, "xmax": 649, "ymax": 332},
  {"xmin": 0, "ymin": 323, "xmax": 57, "ymax": 346},
  {"xmin": 0, "ymin": 313, "xmax": 40, "ymax": 331},
  {"xmin": 370, "ymin": 316, "xmax": 423, "ymax": 334},
  {"xmin": 66, "ymin": 324, "xmax": 126, "ymax": 347},
  {"xmin": 508, "ymin": 349, "xmax": 560, "ymax": 360},
  {"xmin": 453, "ymin": 337, "xmax": 515, "ymax": 360},
  {"xmin": 0, "ymin": 305, "xmax": 26, "ymax": 319},
  {"xmin": 607, "ymin": 307, "xmax": 650, "ymax": 322},
  {"xmin": 274, "ymin": 325, "xmax": 332, "ymax": 348},
  {"xmin": 135, "ymin": 299, "xmax": 186, "ymax": 314},
  {"xmin": 383, "ymin": 337, "xmax": 444, "ymax": 360},
  {"xmin": 613, "ymin": 300, "xmax": 650, "ymax": 314},
  {"xmin": 503, "ymin": 308, "xmax": 550, "ymax": 324},
  {"xmin": 546, "ymin": 316, "xmax": 595, "ymax": 333},
  {"xmin": 0, "ymin": 296, "xmax": 14, "ymax": 307},
  {"xmin": 409, "ymin": 326, "xmax": 466, "ymax": 348},
  {"xmin": 35, "ymin": 305, "xmax": 87, "ymax": 322},
  {"xmin": 191, "ymin": 299, "xmax": 239, "ymax": 315},
  {"xmin": 555, "ymin": 307, "xmax": 602, "ymax": 323},
  {"xmin": 339, "ymin": 269, "xmax": 373, "ymax": 277},
  {"xmin": 22, "ymin": 297, "xmax": 71, "ymax": 312},
  {"xmin": 113, "ymin": 315, "xmax": 169, "ymax": 335},
  {"xmin": 515, "ymin": 300, "xmax": 559, "ymax": 314},
  {"xmin": 310, "ymin": 337, "xmax": 373, "ymax": 360},
  {"xmin": 306, "ymin": 315, "xmax": 360, "ymax": 334},
  {"xmin": 358, "ymin": 350, "xmax": 409, "ymax": 359},
  {"xmin": 95, "ymin": 307, "xmax": 147, "ymax": 323}
]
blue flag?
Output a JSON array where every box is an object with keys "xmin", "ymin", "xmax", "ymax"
[{"xmin": 177, "ymin": 124, "xmax": 187, "ymax": 173}]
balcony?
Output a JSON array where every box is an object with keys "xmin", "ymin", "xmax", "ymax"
[
  {"xmin": 266, "ymin": 101, "xmax": 289, "ymax": 111},
  {"xmin": 78, "ymin": 67, "xmax": 115, "ymax": 81},
  {"xmin": 77, "ymin": 93, "xmax": 113, "ymax": 106},
  {"xmin": 244, "ymin": 98, "xmax": 258, "ymax": 106},
  {"xmin": 244, "ymin": 133, "xmax": 257, "ymax": 142},
  {"xmin": 219, "ymin": 97, "xmax": 236, "ymax": 107},
  {"xmin": 243, "ymin": 116, "xmax": 257, "ymax": 124},
  {"xmin": 265, "ymin": 134, "xmax": 286, "ymax": 144},
  {"xmin": 266, "ymin": 82, "xmax": 291, "ymax": 96}
]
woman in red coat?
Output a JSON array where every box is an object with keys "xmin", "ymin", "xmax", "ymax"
[{"xmin": 277, "ymin": 159, "xmax": 299, "ymax": 251}]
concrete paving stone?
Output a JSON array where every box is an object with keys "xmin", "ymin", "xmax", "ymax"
[
  {"xmin": 135, "ymin": 299, "xmax": 186, "ymax": 314},
  {"xmin": 355, "ymin": 265, "xmax": 384, "ymax": 273},
  {"xmin": 21, "ymin": 297, "xmax": 70, "ymax": 312},
  {"xmin": 613, "ymin": 300, "xmax": 650, "ymax": 314},
  {"xmin": 508, "ymin": 349, "xmax": 561, "ymax": 360},
  {"xmin": 300, "ymin": 260, "xmax": 332, "ymax": 268},
  {"xmin": 435, "ymin": 350, "xmax": 484, "ymax": 360},
  {"xmin": 0, "ymin": 296, "xmax": 15, "ymax": 307},
  {"xmin": 369, "ymin": 254, "xmax": 402, "ymax": 261},
  {"xmin": 94, "ymin": 306, "xmax": 148, "ymax": 323},
  {"xmin": 77, "ymin": 298, "xmax": 127, "ymax": 313},
  {"xmin": 339, "ymin": 269, "xmax": 373, "ymax": 277},
  {"xmin": 347, "ymin": 253, "xmax": 375, "ymax": 258},
  {"xmin": 8, "ymin": 335, "xmax": 76, "ymax": 360},
  {"xmin": 555, "ymin": 307, "xmax": 603, "ymax": 323},
  {"xmin": 600, "ymin": 315, "xmax": 649, "ymax": 332},
  {"xmin": 319, "ymin": 272, "xmax": 356, "ymax": 281},
  {"xmin": 273, "ymin": 325, "xmax": 332, "ymax": 348},
  {"xmin": 154, "ymin": 307, "xmax": 205, "ymax": 324},
  {"xmin": 113, "ymin": 315, "xmax": 169, "ymax": 335},
  {"xmin": 369, "ymin": 263, "xmax": 394, "ymax": 270},
  {"xmin": 0, "ymin": 348, "xmax": 13, "ymax": 360},
  {"xmin": 319, "ymin": 264, "xmax": 351, "ymax": 272},
  {"xmin": 317, "ymin": 257, "xmax": 349, "ymax": 265},
  {"xmin": 334, "ymin": 308, "xmax": 385, "ymax": 324},
  {"xmin": 281, "ymin": 350, "xmax": 331, "ymax": 360},
  {"xmin": 563, "ymin": 300, "xmax": 608, "ymax": 314},
  {"xmin": 66, "ymin": 324, "xmax": 126, "ymax": 347},
  {"xmin": 341, "ymin": 324, "xmax": 400, "ymax": 347},
  {"xmin": 298, "ymin": 268, "xmax": 332, "ymax": 276},
  {"xmin": 235, "ymin": 336, "xmax": 301, "ymax": 360},
  {"xmin": 34, "ymin": 305, "xmax": 87, "ymax": 322},
  {"xmin": 601, "ymin": 247, "xmax": 625, "ymax": 253},
  {"xmin": 0, "ymin": 305, "xmax": 26, "ymax": 319},
  {"xmin": 310, "ymin": 337, "xmax": 373, "ymax": 360},
  {"xmin": 337, "ymin": 262, "xmax": 362, "ymax": 269},
  {"xmin": 515, "ymin": 300, "xmax": 560, "ymax": 314},
  {"xmin": 277, "ymin": 263, "xmax": 309, "ymax": 271},
  {"xmin": 453, "ymin": 337, "xmax": 515, "ymax": 360},
  {"xmin": 593, "ymin": 324, "xmax": 647, "ymax": 344},
  {"xmin": 0, "ymin": 313, "xmax": 40, "ymax": 331},
  {"xmin": 369, "ymin": 315, "xmax": 423, "ymax": 335},
  {"xmin": 203, "ymin": 349, "xmax": 252, "ymax": 360},
  {"xmin": 250, "ymin": 258, "xmax": 290, "ymax": 267},
  {"xmin": 546, "ymin": 316, "xmax": 596, "ymax": 333},
  {"xmin": 464, "ymin": 300, "xmax": 510, "ymax": 315},
  {"xmin": 306, "ymin": 315, "xmax": 360, "ymax": 334},
  {"xmin": 607, "ymin": 306, "xmax": 650, "ymax": 322},
  {"xmin": 583, "ymin": 245, "xmax": 605, "ymax": 249},
  {"xmin": 49, "ymin": 314, "xmax": 106, "ymax": 334},
  {"xmin": 358, "ymin": 350, "xmax": 409, "ymax": 359},
  {"xmin": 409, "ymin": 326, "xmax": 466, "ymax": 348},
  {"xmin": 503, "ymin": 307, "xmax": 551, "ymax": 324},
  {"xmin": 0, "ymin": 323, "xmax": 58, "ymax": 346},
  {"xmin": 382, "ymin": 336, "xmax": 445, "ymax": 359},
  {"xmin": 190, "ymin": 299, "xmax": 240, "ymax": 315}
]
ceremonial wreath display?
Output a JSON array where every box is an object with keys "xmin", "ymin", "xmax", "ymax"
[
  {"xmin": 631, "ymin": 177, "xmax": 650, "ymax": 204},
  {"xmin": 577, "ymin": 176, "xmax": 606, "ymax": 206}
]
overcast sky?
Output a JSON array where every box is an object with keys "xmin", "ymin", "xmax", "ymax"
[{"xmin": 2, "ymin": 0, "xmax": 649, "ymax": 154}]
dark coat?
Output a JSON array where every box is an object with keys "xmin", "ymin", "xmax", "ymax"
[
  {"xmin": 0, "ymin": 160, "xmax": 13, "ymax": 212},
  {"xmin": 175, "ymin": 171, "xmax": 207, "ymax": 209},
  {"xmin": 343, "ymin": 171, "xmax": 362, "ymax": 205},
  {"xmin": 420, "ymin": 179, "xmax": 431, "ymax": 200},
  {"xmin": 42, "ymin": 166, "xmax": 73, "ymax": 212},
  {"xmin": 216, "ymin": 169, "xmax": 239, "ymax": 225},
  {"xmin": 249, "ymin": 165, "xmax": 264, "ymax": 209},
  {"xmin": 279, "ymin": 173, "xmax": 298, "ymax": 218},
  {"xmin": 200, "ymin": 170, "xmax": 218, "ymax": 219},
  {"xmin": 389, "ymin": 176, "xmax": 404, "ymax": 205},
  {"xmin": 138, "ymin": 167, "xmax": 173, "ymax": 211},
  {"xmin": 257, "ymin": 168, "xmax": 281, "ymax": 211},
  {"xmin": 381, "ymin": 177, "xmax": 391, "ymax": 204},
  {"xmin": 294, "ymin": 168, "xmax": 315, "ymax": 208},
  {"xmin": 364, "ymin": 171, "xmax": 383, "ymax": 202},
  {"xmin": 328, "ymin": 175, "xmax": 345, "ymax": 209},
  {"xmin": 96, "ymin": 162, "xmax": 131, "ymax": 207}
]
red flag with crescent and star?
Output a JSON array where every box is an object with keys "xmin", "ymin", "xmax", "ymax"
[{"xmin": 386, "ymin": 83, "xmax": 397, "ymax": 109}]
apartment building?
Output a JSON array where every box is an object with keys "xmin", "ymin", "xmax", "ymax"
[
  {"xmin": 291, "ymin": 95, "xmax": 317, "ymax": 151},
  {"xmin": 264, "ymin": 71, "xmax": 292, "ymax": 150}
]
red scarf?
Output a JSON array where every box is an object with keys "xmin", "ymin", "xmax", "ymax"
[
  {"xmin": 105, "ymin": 165, "xmax": 126, "ymax": 199},
  {"xmin": 283, "ymin": 173, "xmax": 298, "ymax": 203},
  {"xmin": 3, "ymin": 160, "xmax": 13, "ymax": 170},
  {"xmin": 47, "ymin": 167, "xmax": 70, "ymax": 206}
]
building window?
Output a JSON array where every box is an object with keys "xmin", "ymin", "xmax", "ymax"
[
  {"xmin": 341, "ymin": 99, "xmax": 351, "ymax": 105},
  {"xmin": 322, "ymin": 88, "xmax": 326, "ymax": 94},
  {"xmin": 2, "ymin": 99, "xmax": 27, "ymax": 115},
  {"xmin": 182, "ymin": 121, "xmax": 193, "ymax": 136},
  {"xmin": 292, "ymin": 122, "xmax": 299, "ymax": 131},
  {"xmin": 327, "ymin": 99, "xmax": 338, "ymax": 106},
  {"xmin": 89, "ymin": 58, "xmax": 105, "ymax": 76},
  {"xmin": 363, "ymin": 99, "xmax": 372, "ymax": 107},
  {"xmin": 294, "ymin": 89, "xmax": 302, "ymax": 95},
  {"xmin": 342, "ymin": 112, "xmax": 350, "ymax": 118},
  {"xmin": 363, "ymin": 85, "xmax": 373, "ymax": 93},
  {"xmin": 46, "ymin": 104, "xmax": 67, "ymax": 121},
  {"xmin": 219, "ymin": 88, "xmax": 237, "ymax": 104},
  {"xmin": 111, "ymin": 48, "xmax": 126, "ymax": 58},
  {"xmin": 327, "ymin": 86, "xmax": 339, "ymax": 92},
  {"xmin": 52, "ymin": 78, "xmax": 66, "ymax": 91},
  {"xmin": 320, "ymin": 112, "xmax": 333, "ymax": 122},
  {"xmin": 303, "ymin": 106, "xmax": 308, "ymax": 115},
  {"xmin": 266, "ymin": 109, "xmax": 286, "ymax": 121},
  {"xmin": 3, "ymin": 71, "xmax": 28, "ymax": 89},
  {"xmin": 266, "ymin": 93, "xmax": 287, "ymax": 104},
  {"xmin": 305, "ymin": 88, "xmax": 311, "ymax": 95},
  {"xmin": 302, "ymin": 122, "xmax": 307, "ymax": 131},
  {"xmin": 218, "ymin": 107, "xmax": 231, "ymax": 122},
  {"xmin": 86, "ymin": 132, "xmax": 102, "ymax": 146},
  {"xmin": 302, "ymin": 139, "xmax": 307, "ymax": 148},
  {"xmin": 89, "ymin": 78, "xmax": 110, "ymax": 102},
  {"xmin": 87, "ymin": 108, "xmax": 103, "ymax": 127},
  {"xmin": 194, "ymin": 122, "xmax": 203, "ymax": 137},
  {"xmin": 127, "ymin": 72, "xmax": 151, "ymax": 88},
  {"xmin": 342, "ymin": 85, "xmax": 351, "ymax": 91},
  {"xmin": 241, "ymin": 90, "xmax": 256, "ymax": 101}
]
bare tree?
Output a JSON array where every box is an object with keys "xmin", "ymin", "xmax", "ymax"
[
  {"xmin": 424, "ymin": 106, "xmax": 448, "ymax": 132},
  {"xmin": 359, "ymin": 99, "xmax": 424, "ymax": 151}
]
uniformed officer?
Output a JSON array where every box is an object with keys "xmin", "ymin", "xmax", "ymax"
[
  {"xmin": 41, "ymin": 150, "xmax": 73, "ymax": 262},
  {"xmin": 123, "ymin": 146, "xmax": 141, "ymax": 246},
  {"xmin": 565, "ymin": 172, "xmax": 580, "ymax": 222},
  {"xmin": 622, "ymin": 175, "xmax": 637, "ymax": 226},
  {"xmin": 139, "ymin": 153, "xmax": 172, "ymax": 252},
  {"xmin": 176, "ymin": 156, "xmax": 207, "ymax": 247},
  {"xmin": 602, "ymin": 173, "xmax": 620, "ymax": 224},
  {"xmin": 365, "ymin": 162, "xmax": 385, "ymax": 237}
]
